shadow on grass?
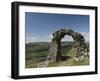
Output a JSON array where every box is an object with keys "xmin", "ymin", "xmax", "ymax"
[{"xmin": 61, "ymin": 56, "xmax": 71, "ymax": 61}]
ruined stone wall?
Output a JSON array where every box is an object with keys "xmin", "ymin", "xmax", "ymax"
[{"xmin": 47, "ymin": 29, "xmax": 89, "ymax": 63}]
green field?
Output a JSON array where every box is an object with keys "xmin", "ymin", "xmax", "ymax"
[{"xmin": 25, "ymin": 42, "xmax": 89, "ymax": 68}]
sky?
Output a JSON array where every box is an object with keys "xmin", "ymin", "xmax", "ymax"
[{"xmin": 25, "ymin": 12, "xmax": 89, "ymax": 43}]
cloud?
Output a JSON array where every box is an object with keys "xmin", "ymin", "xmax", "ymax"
[
  {"xmin": 25, "ymin": 37, "xmax": 37, "ymax": 43},
  {"xmin": 80, "ymin": 32, "xmax": 89, "ymax": 42},
  {"xmin": 48, "ymin": 33, "xmax": 53, "ymax": 40},
  {"xmin": 61, "ymin": 35, "xmax": 73, "ymax": 41}
]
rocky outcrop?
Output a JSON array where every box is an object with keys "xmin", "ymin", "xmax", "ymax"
[{"xmin": 47, "ymin": 29, "xmax": 89, "ymax": 63}]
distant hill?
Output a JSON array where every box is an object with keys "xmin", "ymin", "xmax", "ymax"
[{"xmin": 25, "ymin": 41, "xmax": 74, "ymax": 60}]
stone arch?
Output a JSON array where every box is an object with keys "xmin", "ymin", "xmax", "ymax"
[{"xmin": 47, "ymin": 28, "xmax": 88, "ymax": 63}]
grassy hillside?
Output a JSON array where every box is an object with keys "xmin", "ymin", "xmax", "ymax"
[{"xmin": 25, "ymin": 42, "xmax": 89, "ymax": 68}]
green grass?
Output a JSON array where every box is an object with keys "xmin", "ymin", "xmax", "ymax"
[
  {"xmin": 48, "ymin": 62, "xmax": 61, "ymax": 67},
  {"xmin": 48, "ymin": 48, "xmax": 89, "ymax": 67},
  {"xmin": 25, "ymin": 42, "xmax": 89, "ymax": 68}
]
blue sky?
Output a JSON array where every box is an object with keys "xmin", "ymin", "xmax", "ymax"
[{"xmin": 25, "ymin": 12, "xmax": 89, "ymax": 43}]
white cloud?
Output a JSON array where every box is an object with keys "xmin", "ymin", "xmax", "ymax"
[
  {"xmin": 25, "ymin": 37, "xmax": 37, "ymax": 43},
  {"xmin": 61, "ymin": 35, "xmax": 73, "ymax": 41},
  {"xmin": 26, "ymin": 35, "xmax": 52, "ymax": 43},
  {"xmin": 80, "ymin": 32, "xmax": 89, "ymax": 42},
  {"xmin": 48, "ymin": 33, "xmax": 53, "ymax": 39}
]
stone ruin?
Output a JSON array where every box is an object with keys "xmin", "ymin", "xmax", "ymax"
[{"xmin": 47, "ymin": 28, "xmax": 89, "ymax": 63}]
